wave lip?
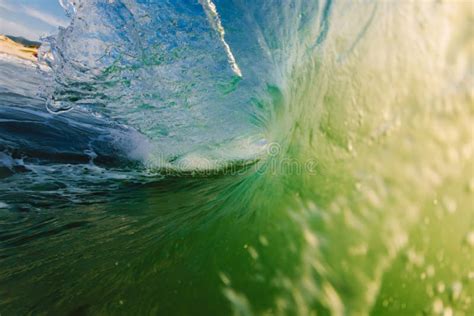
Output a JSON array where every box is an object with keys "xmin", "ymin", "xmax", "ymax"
[{"xmin": 40, "ymin": 0, "xmax": 269, "ymax": 163}]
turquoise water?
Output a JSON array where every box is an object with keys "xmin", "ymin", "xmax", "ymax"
[{"xmin": 0, "ymin": 1, "xmax": 473, "ymax": 315}]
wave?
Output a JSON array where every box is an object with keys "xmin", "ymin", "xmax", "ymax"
[
  {"xmin": 40, "ymin": 0, "xmax": 373, "ymax": 171},
  {"xmin": 0, "ymin": 0, "xmax": 472, "ymax": 315}
]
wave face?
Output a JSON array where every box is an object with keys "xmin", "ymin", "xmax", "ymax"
[
  {"xmin": 1, "ymin": 0, "xmax": 473, "ymax": 315},
  {"xmin": 41, "ymin": 0, "xmax": 277, "ymax": 166}
]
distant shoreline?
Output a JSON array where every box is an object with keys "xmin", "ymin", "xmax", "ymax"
[{"xmin": 0, "ymin": 34, "xmax": 40, "ymax": 62}]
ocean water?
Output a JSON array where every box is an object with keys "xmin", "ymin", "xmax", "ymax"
[{"xmin": 0, "ymin": 1, "xmax": 473, "ymax": 315}]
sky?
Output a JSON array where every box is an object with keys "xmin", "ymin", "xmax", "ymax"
[{"xmin": 0, "ymin": 0, "xmax": 69, "ymax": 40}]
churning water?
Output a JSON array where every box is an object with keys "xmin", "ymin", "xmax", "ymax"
[{"xmin": 0, "ymin": 1, "xmax": 473, "ymax": 315}]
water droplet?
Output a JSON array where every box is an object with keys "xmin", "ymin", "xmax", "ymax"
[
  {"xmin": 303, "ymin": 229, "xmax": 318, "ymax": 248},
  {"xmin": 450, "ymin": 282, "xmax": 462, "ymax": 301},
  {"xmin": 407, "ymin": 248, "xmax": 424, "ymax": 267},
  {"xmin": 219, "ymin": 272, "xmax": 231, "ymax": 286},
  {"xmin": 427, "ymin": 265, "xmax": 435, "ymax": 278},
  {"xmin": 433, "ymin": 298, "xmax": 443, "ymax": 313},
  {"xmin": 443, "ymin": 306, "xmax": 453, "ymax": 316},
  {"xmin": 465, "ymin": 231, "xmax": 474, "ymax": 247},
  {"xmin": 347, "ymin": 141, "xmax": 353, "ymax": 152},
  {"xmin": 437, "ymin": 282, "xmax": 446, "ymax": 293},
  {"xmin": 247, "ymin": 246, "xmax": 258, "ymax": 260},
  {"xmin": 259, "ymin": 235, "xmax": 268, "ymax": 246}
]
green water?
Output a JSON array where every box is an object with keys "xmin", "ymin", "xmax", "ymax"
[{"xmin": 0, "ymin": 1, "xmax": 473, "ymax": 315}]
